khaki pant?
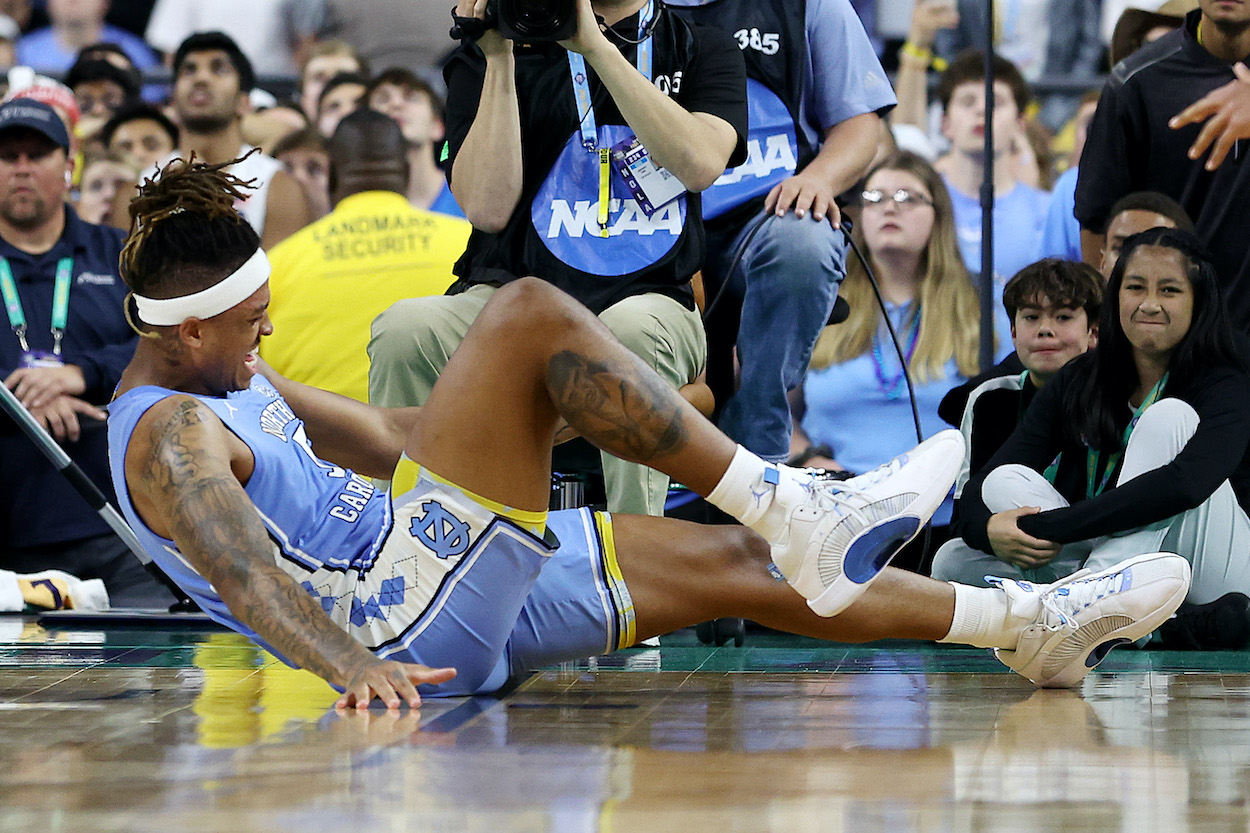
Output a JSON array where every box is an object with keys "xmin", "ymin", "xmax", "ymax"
[{"xmin": 368, "ymin": 284, "xmax": 706, "ymax": 515}]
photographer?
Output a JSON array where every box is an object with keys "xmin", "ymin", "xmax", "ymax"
[{"xmin": 369, "ymin": 0, "xmax": 748, "ymax": 514}]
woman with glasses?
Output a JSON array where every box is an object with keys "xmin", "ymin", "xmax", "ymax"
[{"xmin": 790, "ymin": 151, "xmax": 982, "ymax": 530}]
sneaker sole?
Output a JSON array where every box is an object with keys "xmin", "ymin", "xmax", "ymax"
[
  {"xmin": 1000, "ymin": 553, "xmax": 1191, "ymax": 688},
  {"xmin": 807, "ymin": 515, "xmax": 922, "ymax": 617}
]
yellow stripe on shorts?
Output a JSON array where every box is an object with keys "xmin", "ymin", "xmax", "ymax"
[
  {"xmin": 594, "ymin": 512, "xmax": 637, "ymax": 650},
  {"xmin": 414, "ymin": 461, "xmax": 548, "ymax": 537}
]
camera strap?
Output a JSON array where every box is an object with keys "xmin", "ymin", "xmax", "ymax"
[{"xmin": 567, "ymin": 0, "xmax": 656, "ymax": 237}]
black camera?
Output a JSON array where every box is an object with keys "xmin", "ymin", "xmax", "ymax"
[
  {"xmin": 493, "ymin": 0, "xmax": 578, "ymax": 41},
  {"xmin": 451, "ymin": 0, "xmax": 577, "ymax": 44}
]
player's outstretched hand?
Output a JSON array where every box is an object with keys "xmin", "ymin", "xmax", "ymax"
[
  {"xmin": 1170, "ymin": 62, "xmax": 1250, "ymax": 171},
  {"xmin": 336, "ymin": 659, "xmax": 457, "ymax": 711}
]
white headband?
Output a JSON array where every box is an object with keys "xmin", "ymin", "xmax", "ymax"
[{"xmin": 133, "ymin": 249, "xmax": 270, "ymax": 326}]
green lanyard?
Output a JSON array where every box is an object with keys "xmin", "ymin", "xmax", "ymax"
[
  {"xmin": 0, "ymin": 256, "xmax": 73, "ymax": 355},
  {"xmin": 1085, "ymin": 372, "xmax": 1169, "ymax": 499}
]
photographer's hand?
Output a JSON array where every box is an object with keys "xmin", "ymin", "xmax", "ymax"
[
  {"xmin": 457, "ymin": 0, "xmax": 511, "ymax": 58},
  {"xmin": 558, "ymin": 0, "xmax": 612, "ymax": 57},
  {"xmin": 560, "ymin": 0, "xmax": 737, "ymax": 192}
]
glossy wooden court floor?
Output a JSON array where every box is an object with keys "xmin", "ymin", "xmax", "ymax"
[{"xmin": 1, "ymin": 617, "xmax": 1248, "ymax": 832}]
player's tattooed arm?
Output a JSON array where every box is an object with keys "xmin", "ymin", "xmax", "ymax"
[
  {"xmin": 127, "ymin": 396, "xmax": 454, "ymax": 708},
  {"xmin": 546, "ymin": 350, "xmax": 689, "ymax": 462}
]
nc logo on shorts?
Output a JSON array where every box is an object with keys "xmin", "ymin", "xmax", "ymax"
[
  {"xmin": 409, "ymin": 500, "xmax": 472, "ymax": 560},
  {"xmin": 532, "ymin": 124, "xmax": 685, "ymax": 277}
]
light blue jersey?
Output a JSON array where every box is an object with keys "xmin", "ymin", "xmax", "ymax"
[
  {"xmin": 106, "ymin": 377, "xmax": 392, "ymax": 654},
  {"xmin": 106, "ymin": 376, "xmax": 634, "ymax": 695}
]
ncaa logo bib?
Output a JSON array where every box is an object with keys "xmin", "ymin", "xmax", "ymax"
[
  {"xmin": 702, "ymin": 79, "xmax": 798, "ymax": 220},
  {"xmin": 532, "ymin": 124, "xmax": 686, "ymax": 277}
]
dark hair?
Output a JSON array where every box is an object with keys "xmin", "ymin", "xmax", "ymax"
[
  {"xmin": 271, "ymin": 125, "xmax": 327, "ymax": 158},
  {"xmin": 66, "ymin": 56, "xmax": 141, "ymax": 99},
  {"xmin": 364, "ymin": 67, "xmax": 444, "ymax": 122},
  {"xmin": 1105, "ymin": 191, "xmax": 1195, "ymax": 235},
  {"xmin": 1003, "ymin": 258, "xmax": 1103, "ymax": 323},
  {"xmin": 173, "ymin": 31, "xmax": 256, "ymax": 93},
  {"xmin": 100, "ymin": 103, "xmax": 179, "ymax": 149},
  {"xmin": 317, "ymin": 71, "xmax": 369, "ymax": 115},
  {"xmin": 938, "ymin": 50, "xmax": 1031, "ymax": 115},
  {"xmin": 1062, "ymin": 227, "xmax": 1244, "ymax": 450},
  {"xmin": 120, "ymin": 154, "xmax": 260, "ymax": 304},
  {"xmin": 76, "ymin": 42, "xmax": 134, "ymax": 69}
]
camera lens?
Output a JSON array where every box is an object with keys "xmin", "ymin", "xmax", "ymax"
[
  {"xmin": 498, "ymin": 0, "xmax": 576, "ymax": 40},
  {"xmin": 513, "ymin": 0, "xmax": 558, "ymax": 25}
]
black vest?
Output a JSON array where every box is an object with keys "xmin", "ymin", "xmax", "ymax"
[{"xmin": 671, "ymin": 0, "xmax": 812, "ymax": 228}]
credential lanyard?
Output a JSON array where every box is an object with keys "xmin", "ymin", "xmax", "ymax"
[
  {"xmin": 0, "ymin": 256, "xmax": 73, "ymax": 355},
  {"xmin": 1085, "ymin": 372, "xmax": 1170, "ymax": 499},
  {"xmin": 567, "ymin": 0, "xmax": 655, "ymax": 236}
]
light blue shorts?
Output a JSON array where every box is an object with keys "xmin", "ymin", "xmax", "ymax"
[{"xmin": 375, "ymin": 471, "xmax": 636, "ymax": 697}]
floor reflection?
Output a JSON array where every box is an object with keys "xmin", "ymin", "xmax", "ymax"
[{"xmin": 0, "ymin": 621, "xmax": 1244, "ymax": 832}]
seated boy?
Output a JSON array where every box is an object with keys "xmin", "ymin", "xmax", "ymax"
[{"xmin": 933, "ymin": 258, "xmax": 1101, "ymax": 584}]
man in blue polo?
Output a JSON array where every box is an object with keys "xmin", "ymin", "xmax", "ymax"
[
  {"xmin": 666, "ymin": 0, "xmax": 895, "ymax": 471},
  {"xmin": 0, "ymin": 99, "xmax": 172, "ymax": 608}
]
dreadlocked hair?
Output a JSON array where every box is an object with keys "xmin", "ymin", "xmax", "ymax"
[{"xmin": 120, "ymin": 152, "xmax": 261, "ymax": 301}]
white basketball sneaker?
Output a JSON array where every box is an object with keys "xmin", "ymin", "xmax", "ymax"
[
  {"xmin": 993, "ymin": 552, "xmax": 1191, "ymax": 688},
  {"xmin": 768, "ymin": 429, "xmax": 964, "ymax": 617}
]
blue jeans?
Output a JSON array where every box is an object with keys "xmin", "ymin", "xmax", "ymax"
[{"xmin": 704, "ymin": 211, "xmax": 848, "ymax": 462}]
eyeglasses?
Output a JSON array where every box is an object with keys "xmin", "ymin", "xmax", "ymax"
[{"xmin": 861, "ymin": 188, "xmax": 934, "ymax": 208}]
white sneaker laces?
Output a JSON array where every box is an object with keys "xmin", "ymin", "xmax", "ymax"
[
  {"xmin": 799, "ymin": 470, "xmax": 876, "ymax": 527},
  {"xmin": 1040, "ymin": 570, "xmax": 1123, "ymax": 627}
]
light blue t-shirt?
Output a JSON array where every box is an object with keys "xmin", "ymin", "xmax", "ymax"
[
  {"xmin": 799, "ymin": 301, "xmax": 966, "ymax": 525},
  {"xmin": 16, "ymin": 24, "xmax": 159, "ymax": 73},
  {"xmin": 945, "ymin": 177, "xmax": 1051, "ymax": 359},
  {"xmin": 1037, "ymin": 166, "xmax": 1081, "ymax": 262}
]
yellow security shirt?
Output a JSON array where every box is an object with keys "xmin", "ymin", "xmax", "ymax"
[{"xmin": 261, "ymin": 190, "xmax": 470, "ymax": 403}]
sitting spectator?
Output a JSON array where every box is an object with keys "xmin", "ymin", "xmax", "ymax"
[
  {"xmin": 933, "ymin": 228, "xmax": 1250, "ymax": 649},
  {"xmin": 930, "ymin": 0, "xmax": 1104, "ymax": 130},
  {"xmin": 935, "ymin": 51, "xmax": 1051, "ymax": 353},
  {"xmin": 17, "ymin": 0, "xmax": 157, "ymax": 75},
  {"xmin": 0, "ymin": 99, "xmax": 171, "ymax": 607},
  {"xmin": 943, "ymin": 259, "xmax": 1102, "ymax": 528},
  {"xmin": 1099, "ymin": 191, "xmax": 1197, "ymax": 276},
  {"xmin": 65, "ymin": 54, "xmax": 139, "ymax": 142},
  {"xmin": 144, "ymin": 0, "xmax": 326, "ymax": 78},
  {"xmin": 261, "ymin": 109, "xmax": 469, "ymax": 405},
  {"xmin": 99, "ymin": 102, "xmax": 176, "ymax": 174},
  {"xmin": 791, "ymin": 151, "xmax": 980, "ymax": 527},
  {"xmin": 365, "ymin": 68, "xmax": 463, "ymax": 218},
  {"xmin": 112, "ymin": 32, "xmax": 311, "ymax": 248},
  {"xmin": 74, "ymin": 149, "xmax": 133, "ymax": 223},
  {"xmin": 271, "ymin": 127, "xmax": 330, "ymax": 220},
  {"xmin": 316, "ymin": 71, "xmax": 367, "ymax": 139},
  {"xmin": 299, "ymin": 40, "xmax": 367, "ymax": 123}
]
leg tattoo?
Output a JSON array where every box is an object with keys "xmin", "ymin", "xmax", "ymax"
[{"xmin": 547, "ymin": 350, "xmax": 688, "ymax": 463}]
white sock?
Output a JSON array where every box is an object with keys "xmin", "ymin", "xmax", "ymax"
[
  {"xmin": 939, "ymin": 582, "xmax": 1037, "ymax": 649},
  {"xmin": 706, "ymin": 445, "xmax": 784, "ymax": 535}
]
